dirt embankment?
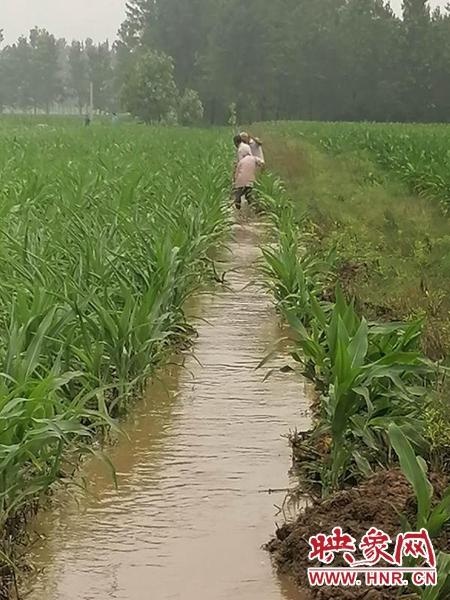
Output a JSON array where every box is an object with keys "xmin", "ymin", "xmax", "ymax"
[{"xmin": 267, "ymin": 469, "xmax": 449, "ymax": 600}]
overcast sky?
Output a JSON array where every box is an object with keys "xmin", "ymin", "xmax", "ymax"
[
  {"xmin": 0, "ymin": 0, "xmax": 448, "ymax": 45},
  {"xmin": 391, "ymin": 0, "xmax": 446, "ymax": 13},
  {"xmin": 1, "ymin": 0, "xmax": 127, "ymax": 44}
]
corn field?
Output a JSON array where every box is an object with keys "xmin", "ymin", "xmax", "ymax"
[
  {"xmin": 0, "ymin": 120, "xmax": 230, "ymax": 535},
  {"xmin": 4, "ymin": 116, "xmax": 450, "ymax": 599},
  {"xmin": 261, "ymin": 121, "xmax": 450, "ymax": 212}
]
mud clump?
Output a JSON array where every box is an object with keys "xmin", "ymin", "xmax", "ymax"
[{"xmin": 267, "ymin": 469, "xmax": 448, "ymax": 600}]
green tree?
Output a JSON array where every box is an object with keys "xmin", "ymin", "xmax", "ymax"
[
  {"xmin": 121, "ymin": 0, "xmax": 218, "ymax": 118},
  {"xmin": 0, "ymin": 31, "xmax": 6, "ymax": 111},
  {"xmin": 120, "ymin": 0, "xmax": 154, "ymax": 45},
  {"xmin": 178, "ymin": 88, "xmax": 204, "ymax": 125},
  {"xmin": 200, "ymin": 0, "xmax": 289, "ymax": 122},
  {"xmin": 337, "ymin": 0, "xmax": 402, "ymax": 121},
  {"xmin": 117, "ymin": 0, "xmax": 450, "ymax": 124},
  {"xmin": 68, "ymin": 41, "xmax": 89, "ymax": 114},
  {"xmin": 142, "ymin": 0, "xmax": 213, "ymax": 90},
  {"xmin": 114, "ymin": 27, "xmax": 136, "ymax": 102},
  {"xmin": 29, "ymin": 28, "xmax": 63, "ymax": 113},
  {"xmin": 429, "ymin": 8, "xmax": 450, "ymax": 121},
  {"xmin": 401, "ymin": 0, "xmax": 433, "ymax": 120},
  {"xmin": 5, "ymin": 37, "xmax": 34, "ymax": 110},
  {"xmin": 120, "ymin": 49, "xmax": 179, "ymax": 122},
  {"xmin": 86, "ymin": 39, "xmax": 114, "ymax": 112}
]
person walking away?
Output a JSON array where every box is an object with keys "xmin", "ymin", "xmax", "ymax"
[
  {"xmin": 249, "ymin": 136, "xmax": 264, "ymax": 161},
  {"xmin": 234, "ymin": 146, "xmax": 265, "ymax": 210},
  {"xmin": 234, "ymin": 134, "xmax": 252, "ymax": 161},
  {"xmin": 240, "ymin": 131, "xmax": 265, "ymax": 161}
]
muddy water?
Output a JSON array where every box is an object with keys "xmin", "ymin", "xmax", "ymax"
[{"xmin": 23, "ymin": 223, "xmax": 310, "ymax": 600}]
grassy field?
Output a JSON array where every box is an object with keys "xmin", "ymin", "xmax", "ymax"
[{"xmin": 0, "ymin": 119, "xmax": 231, "ymax": 568}]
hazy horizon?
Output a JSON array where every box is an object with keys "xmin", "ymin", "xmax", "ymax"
[
  {"xmin": 1, "ymin": 0, "xmax": 127, "ymax": 44},
  {"xmin": 1, "ymin": 0, "xmax": 448, "ymax": 45}
]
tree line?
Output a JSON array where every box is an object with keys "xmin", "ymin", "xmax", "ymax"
[
  {"xmin": 0, "ymin": 29, "xmax": 115, "ymax": 114},
  {"xmin": 2, "ymin": 0, "xmax": 450, "ymax": 124},
  {"xmin": 0, "ymin": 27, "xmax": 203, "ymax": 124}
]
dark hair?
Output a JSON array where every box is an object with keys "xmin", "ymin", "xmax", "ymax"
[{"xmin": 233, "ymin": 134, "xmax": 242, "ymax": 148}]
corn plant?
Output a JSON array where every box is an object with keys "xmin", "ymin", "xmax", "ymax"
[
  {"xmin": 389, "ymin": 423, "xmax": 450, "ymax": 599},
  {"xmin": 389, "ymin": 424, "xmax": 450, "ymax": 537},
  {"xmin": 284, "ymin": 286, "xmax": 433, "ymax": 492},
  {"xmin": 261, "ymin": 203, "xmax": 333, "ymax": 322}
]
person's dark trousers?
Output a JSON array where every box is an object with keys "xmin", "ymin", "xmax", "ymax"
[{"xmin": 234, "ymin": 186, "xmax": 253, "ymax": 209}]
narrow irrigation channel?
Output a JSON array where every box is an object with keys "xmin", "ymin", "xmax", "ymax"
[{"xmin": 21, "ymin": 222, "xmax": 309, "ymax": 600}]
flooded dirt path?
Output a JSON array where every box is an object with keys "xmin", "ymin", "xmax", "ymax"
[{"xmin": 23, "ymin": 223, "xmax": 310, "ymax": 600}]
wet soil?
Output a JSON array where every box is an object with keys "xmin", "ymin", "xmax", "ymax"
[
  {"xmin": 19, "ymin": 222, "xmax": 310, "ymax": 600},
  {"xmin": 267, "ymin": 469, "xmax": 450, "ymax": 600}
]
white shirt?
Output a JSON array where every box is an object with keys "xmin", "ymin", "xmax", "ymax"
[
  {"xmin": 249, "ymin": 138, "xmax": 265, "ymax": 161},
  {"xmin": 237, "ymin": 142, "xmax": 252, "ymax": 161}
]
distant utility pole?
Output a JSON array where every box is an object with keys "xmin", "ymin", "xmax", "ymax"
[{"xmin": 89, "ymin": 81, "xmax": 94, "ymax": 120}]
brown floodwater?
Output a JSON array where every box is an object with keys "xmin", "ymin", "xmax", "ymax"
[{"xmin": 22, "ymin": 222, "xmax": 310, "ymax": 600}]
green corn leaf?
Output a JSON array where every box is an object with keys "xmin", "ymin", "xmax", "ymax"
[
  {"xmin": 348, "ymin": 318, "xmax": 369, "ymax": 369},
  {"xmin": 388, "ymin": 423, "xmax": 433, "ymax": 528},
  {"xmin": 421, "ymin": 552, "xmax": 450, "ymax": 600}
]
